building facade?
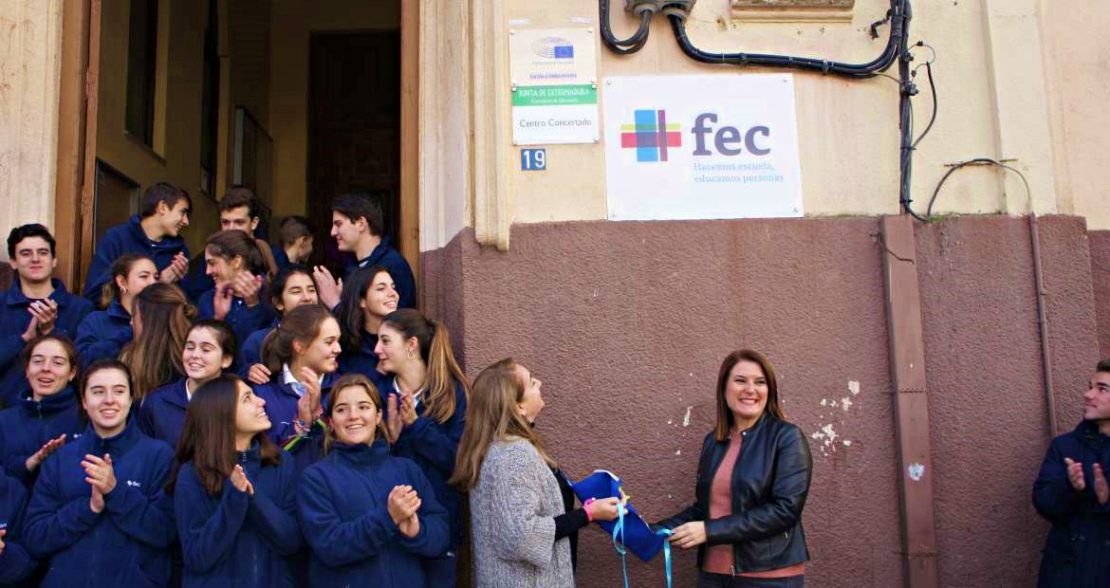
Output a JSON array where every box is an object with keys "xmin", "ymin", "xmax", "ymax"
[{"xmin": 3, "ymin": 0, "xmax": 1110, "ymax": 586}]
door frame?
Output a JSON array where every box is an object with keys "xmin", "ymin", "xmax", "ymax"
[{"xmin": 55, "ymin": 0, "xmax": 421, "ymax": 296}]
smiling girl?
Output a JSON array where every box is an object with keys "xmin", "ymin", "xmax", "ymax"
[
  {"xmin": 75, "ymin": 254, "xmax": 158, "ymax": 365},
  {"xmin": 254, "ymin": 304, "xmax": 342, "ymax": 472},
  {"xmin": 0, "ymin": 335, "xmax": 83, "ymax": 487},
  {"xmin": 139, "ymin": 320, "xmax": 237, "ymax": 449},
  {"xmin": 335, "ymin": 265, "xmax": 397, "ymax": 378},
  {"xmin": 296, "ymin": 374, "xmax": 448, "ymax": 587},
  {"xmin": 198, "ymin": 230, "xmax": 274, "ymax": 346},
  {"xmin": 239, "ymin": 264, "xmax": 320, "ymax": 384},
  {"xmin": 373, "ymin": 308, "xmax": 469, "ymax": 587},
  {"xmin": 169, "ymin": 375, "xmax": 302, "ymax": 587},
  {"xmin": 23, "ymin": 359, "xmax": 177, "ymax": 588}
]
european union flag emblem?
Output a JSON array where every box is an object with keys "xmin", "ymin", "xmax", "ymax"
[{"xmin": 554, "ymin": 45, "xmax": 574, "ymax": 59}]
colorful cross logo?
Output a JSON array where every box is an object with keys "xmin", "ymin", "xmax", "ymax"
[{"xmin": 620, "ymin": 109, "xmax": 682, "ymax": 163}]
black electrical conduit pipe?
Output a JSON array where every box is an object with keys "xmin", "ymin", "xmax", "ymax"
[
  {"xmin": 600, "ymin": 0, "xmax": 654, "ymax": 55},
  {"xmin": 663, "ymin": 0, "xmax": 909, "ymax": 78}
]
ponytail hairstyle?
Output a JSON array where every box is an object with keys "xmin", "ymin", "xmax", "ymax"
[
  {"xmin": 99, "ymin": 253, "xmax": 155, "ymax": 309},
  {"xmin": 266, "ymin": 264, "xmax": 318, "ymax": 316},
  {"xmin": 323, "ymin": 374, "xmax": 388, "ymax": 455},
  {"xmin": 380, "ymin": 309, "xmax": 470, "ymax": 424},
  {"xmin": 260, "ymin": 304, "xmax": 334, "ymax": 375},
  {"xmin": 450, "ymin": 358, "xmax": 553, "ymax": 491},
  {"xmin": 168, "ymin": 375, "xmax": 280, "ymax": 495},
  {"xmin": 205, "ymin": 229, "xmax": 266, "ymax": 276},
  {"xmin": 335, "ymin": 265, "xmax": 389, "ymax": 352},
  {"xmin": 120, "ymin": 283, "xmax": 195, "ymax": 401}
]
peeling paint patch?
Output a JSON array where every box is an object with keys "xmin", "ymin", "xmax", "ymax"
[
  {"xmin": 841, "ymin": 397, "xmax": 853, "ymax": 411},
  {"xmin": 820, "ymin": 398, "xmax": 828, "ymax": 407},
  {"xmin": 683, "ymin": 406, "xmax": 692, "ymax": 427},
  {"xmin": 848, "ymin": 380, "xmax": 860, "ymax": 395},
  {"xmin": 907, "ymin": 463, "xmax": 925, "ymax": 481},
  {"xmin": 842, "ymin": 440, "xmax": 852, "ymax": 447},
  {"xmin": 675, "ymin": 450, "xmax": 681, "ymax": 455}
]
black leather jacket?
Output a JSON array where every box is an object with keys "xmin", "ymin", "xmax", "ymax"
[{"xmin": 658, "ymin": 413, "xmax": 813, "ymax": 574}]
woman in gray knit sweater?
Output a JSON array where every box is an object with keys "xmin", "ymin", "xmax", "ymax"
[{"xmin": 451, "ymin": 358, "xmax": 621, "ymax": 588}]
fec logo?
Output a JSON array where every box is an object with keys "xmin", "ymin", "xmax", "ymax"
[{"xmin": 620, "ymin": 109, "xmax": 683, "ymax": 163}]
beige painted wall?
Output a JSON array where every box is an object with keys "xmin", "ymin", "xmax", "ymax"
[
  {"xmin": 268, "ymin": 0, "xmax": 401, "ymax": 218},
  {"xmin": 438, "ymin": 0, "xmax": 1108, "ymax": 232},
  {"xmin": 0, "ymin": 0, "xmax": 64, "ymax": 247},
  {"xmin": 95, "ymin": 0, "xmax": 218, "ymax": 254}
]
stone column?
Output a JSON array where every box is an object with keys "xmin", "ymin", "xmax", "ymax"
[{"xmin": 0, "ymin": 0, "xmax": 65, "ymax": 253}]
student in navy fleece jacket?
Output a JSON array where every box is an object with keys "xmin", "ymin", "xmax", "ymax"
[
  {"xmin": 23, "ymin": 360, "xmax": 176, "ymax": 588},
  {"xmin": 75, "ymin": 254, "xmax": 158, "ymax": 366},
  {"xmin": 297, "ymin": 375, "xmax": 448, "ymax": 587},
  {"xmin": 0, "ymin": 335, "xmax": 83, "ymax": 487},
  {"xmin": 239, "ymin": 265, "xmax": 320, "ymax": 384},
  {"xmin": 0, "ymin": 225, "xmax": 92, "ymax": 407},
  {"xmin": 139, "ymin": 320, "xmax": 236, "ymax": 450},
  {"xmin": 83, "ymin": 182, "xmax": 192, "ymax": 305},
  {"xmin": 0, "ymin": 466, "xmax": 38, "ymax": 586},
  {"xmin": 251, "ymin": 305, "xmax": 341, "ymax": 473},
  {"xmin": 169, "ymin": 375, "xmax": 302, "ymax": 587},
  {"xmin": 374, "ymin": 308, "xmax": 469, "ymax": 587},
  {"xmin": 334, "ymin": 265, "xmax": 397, "ymax": 380},
  {"xmin": 321, "ymin": 190, "xmax": 416, "ymax": 310},
  {"xmin": 197, "ymin": 230, "xmax": 273, "ymax": 348}
]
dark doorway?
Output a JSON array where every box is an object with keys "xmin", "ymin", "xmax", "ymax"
[{"xmin": 308, "ymin": 31, "xmax": 402, "ymax": 272}]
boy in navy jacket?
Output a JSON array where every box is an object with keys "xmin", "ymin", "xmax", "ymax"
[
  {"xmin": 1033, "ymin": 358, "xmax": 1110, "ymax": 587},
  {"xmin": 83, "ymin": 182, "xmax": 192, "ymax": 305},
  {"xmin": 327, "ymin": 190, "xmax": 416, "ymax": 310},
  {"xmin": 0, "ymin": 225, "xmax": 91, "ymax": 407},
  {"xmin": 0, "ymin": 466, "xmax": 37, "ymax": 586}
]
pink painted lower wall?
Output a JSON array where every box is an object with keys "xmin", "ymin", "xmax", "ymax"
[
  {"xmin": 1089, "ymin": 230, "xmax": 1110, "ymax": 358},
  {"xmin": 423, "ymin": 215, "xmax": 1100, "ymax": 588}
]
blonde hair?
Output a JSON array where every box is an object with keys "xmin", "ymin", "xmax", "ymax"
[
  {"xmin": 450, "ymin": 358, "xmax": 554, "ymax": 491},
  {"xmin": 380, "ymin": 309, "xmax": 470, "ymax": 424}
]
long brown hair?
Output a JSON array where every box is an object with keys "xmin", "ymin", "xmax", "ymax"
[
  {"xmin": 380, "ymin": 309, "xmax": 470, "ymax": 424},
  {"xmin": 260, "ymin": 304, "xmax": 335, "ymax": 374},
  {"xmin": 450, "ymin": 358, "xmax": 553, "ymax": 491},
  {"xmin": 120, "ymin": 283, "xmax": 194, "ymax": 401},
  {"xmin": 99, "ymin": 253, "xmax": 154, "ymax": 309},
  {"xmin": 168, "ymin": 375, "xmax": 281, "ymax": 495},
  {"xmin": 323, "ymin": 374, "xmax": 388, "ymax": 454},
  {"xmin": 714, "ymin": 349, "xmax": 786, "ymax": 442}
]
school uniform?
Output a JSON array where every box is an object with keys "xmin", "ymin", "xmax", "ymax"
[
  {"xmin": 74, "ymin": 300, "xmax": 133, "ymax": 366},
  {"xmin": 23, "ymin": 420, "xmax": 177, "ymax": 588},
  {"xmin": 83, "ymin": 215, "xmax": 190, "ymax": 305},
  {"xmin": 174, "ymin": 444, "xmax": 302, "ymax": 588},
  {"xmin": 138, "ymin": 378, "xmax": 191, "ymax": 450},
  {"xmin": 337, "ymin": 329, "xmax": 379, "ymax": 379},
  {"xmin": 296, "ymin": 440, "xmax": 449, "ymax": 587},
  {"xmin": 0, "ymin": 467, "xmax": 37, "ymax": 586},
  {"xmin": 345, "ymin": 237, "xmax": 417, "ymax": 309},
  {"xmin": 250, "ymin": 369, "xmax": 338, "ymax": 473},
  {"xmin": 235, "ymin": 322, "xmax": 276, "ymax": 380},
  {"xmin": 197, "ymin": 289, "xmax": 274, "ymax": 349},
  {"xmin": 0, "ymin": 386, "xmax": 82, "ymax": 487},
  {"xmin": 0, "ymin": 279, "xmax": 91, "ymax": 408},
  {"xmin": 382, "ymin": 375, "xmax": 467, "ymax": 585}
]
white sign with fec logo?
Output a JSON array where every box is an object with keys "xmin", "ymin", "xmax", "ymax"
[
  {"xmin": 510, "ymin": 28, "xmax": 598, "ymax": 145},
  {"xmin": 603, "ymin": 75, "xmax": 803, "ymax": 220}
]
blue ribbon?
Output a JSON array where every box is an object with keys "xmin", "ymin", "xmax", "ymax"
[
  {"xmin": 656, "ymin": 529, "xmax": 673, "ymax": 588},
  {"xmin": 611, "ymin": 505, "xmax": 629, "ymax": 588}
]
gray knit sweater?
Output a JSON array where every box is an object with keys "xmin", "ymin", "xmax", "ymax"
[{"xmin": 470, "ymin": 438, "xmax": 575, "ymax": 588}]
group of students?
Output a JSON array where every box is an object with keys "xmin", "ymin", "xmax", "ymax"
[{"xmin": 0, "ymin": 183, "xmax": 819, "ymax": 588}]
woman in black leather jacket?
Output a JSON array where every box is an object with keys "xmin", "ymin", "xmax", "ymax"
[{"xmin": 657, "ymin": 349, "xmax": 813, "ymax": 587}]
